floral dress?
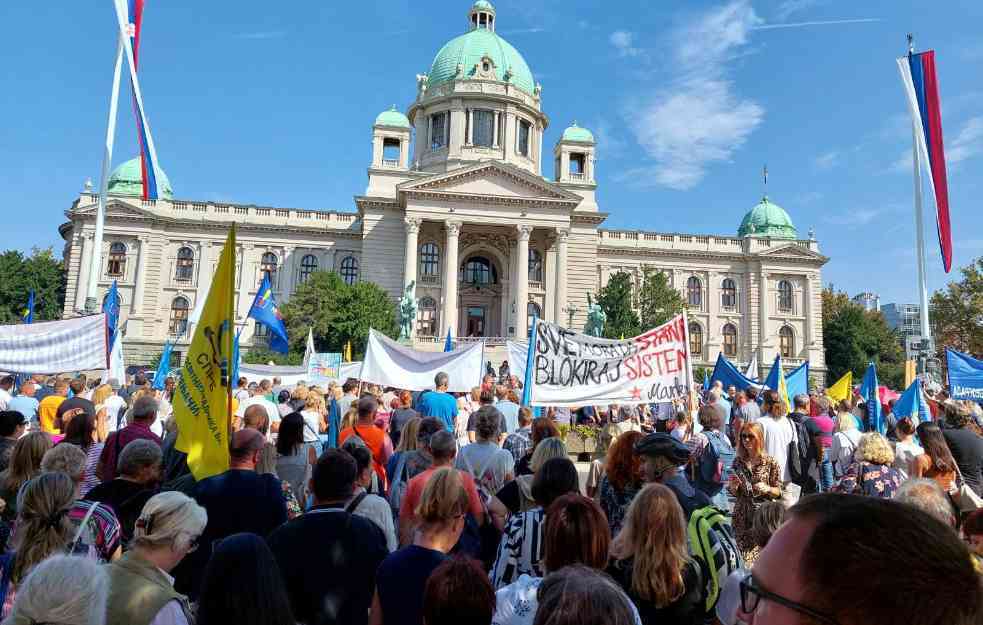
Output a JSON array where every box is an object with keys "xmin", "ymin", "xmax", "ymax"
[
  {"xmin": 833, "ymin": 461, "xmax": 904, "ymax": 499},
  {"xmin": 598, "ymin": 476, "xmax": 641, "ymax": 537},
  {"xmin": 727, "ymin": 455, "xmax": 781, "ymax": 563}
]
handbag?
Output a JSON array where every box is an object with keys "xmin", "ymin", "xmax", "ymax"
[{"xmin": 951, "ymin": 465, "xmax": 983, "ymax": 513}]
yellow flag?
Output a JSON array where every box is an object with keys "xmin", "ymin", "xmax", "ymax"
[
  {"xmin": 173, "ymin": 226, "xmax": 236, "ymax": 481},
  {"xmin": 343, "ymin": 340, "xmax": 352, "ymax": 363},
  {"xmin": 826, "ymin": 371, "xmax": 853, "ymax": 404},
  {"xmin": 904, "ymin": 359, "xmax": 917, "ymax": 389},
  {"xmin": 776, "ymin": 357, "xmax": 791, "ymax": 414}
]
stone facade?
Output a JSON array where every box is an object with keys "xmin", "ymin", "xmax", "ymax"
[{"xmin": 58, "ymin": 1, "xmax": 828, "ymax": 382}]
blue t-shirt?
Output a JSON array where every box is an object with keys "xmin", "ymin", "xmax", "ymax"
[
  {"xmin": 495, "ymin": 400, "xmax": 520, "ymax": 434},
  {"xmin": 7, "ymin": 395, "xmax": 39, "ymax": 421},
  {"xmin": 376, "ymin": 545, "xmax": 447, "ymax": 625},
  {"xmin": 417, "ymin": 391, "xmax": 458, "ymax": 432}
]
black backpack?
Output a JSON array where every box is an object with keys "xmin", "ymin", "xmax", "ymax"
[{"xmin": 786, "ymin": 416, "xmax": 814, "ymax": 487}]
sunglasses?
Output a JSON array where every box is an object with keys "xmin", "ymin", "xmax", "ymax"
[
  {"xmin": 739, "ymin": 433, "xmax": 755, "ymax": 440},
  {"xmin": 740, "ymin": 573, "xmax": 840, "ymax": 625}
]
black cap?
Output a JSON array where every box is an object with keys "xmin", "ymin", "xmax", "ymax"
[
  {"xmin": 633, "ymin": 432, "xmax": 692, "ymax": 465},
  {"xmin": 55, "ymin": 397, "xmax": 96, "ymax": 422},
  {"xmin": 0, "ymin": 411, "xmax": 28, "ymax": 433}
]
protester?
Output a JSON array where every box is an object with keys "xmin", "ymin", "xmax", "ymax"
[
  {"xmin": 255, "ymin": 437, "xmax": 304, "ymax": 520},
  {"xmin": 236, "ymin": 380, "xmax": 281, "ymax": 433},
  {"xmin": 371, "ymin": 467, "xmax": 471, "ymax": 625},
  {"xmin": 533, "ymin": 565, "xmax": 640, "ymax": 625},
  {"xmin": 422, "ymin": 556, "xmax": 496, "ymax": 625},
  {"xmin": 912, "ymin": 421, "xmax": 958, "ymax": 491},
  {"xmin": 176, "ymin": 428, "xmax": 287, "ymax": 598},
  {"xmin": 708, "ymin": 387, "xmax": 731, "ymax": 429},
  {"xmin": 455, "ymin": 394, "xmax": 472, "ymax": 448},
  {"xmin": 300, "ymin": 390, "xmax": 327, "ymax": 456},
  {"xmin": 0, "ymin": 377, "xmax": 11, "ymax": 411},
  {"xmin": 596, "ymin": 430, "xmax": 644, "ymax": 536},
  {"xmin": 104, "ymin": 491, "xmax": 205, "ymax": 625},
  {"xmin": 493, "ymin": 494, "xmax": 614, "ymax": 625},
  {"xmin": 347, "ymin": 445, "xmax": 398, "ymax": 552},
  {"xmin": 275, "ymin": 389, "xmax": 292, "ymax": 418},
  {"xmin": 456, "ymin": 405, "xmax": 515, "ymax": 501},
  {"xmin": 757, "ymin": 391, "xmax": 800, "ymax": 507},
  {"xmin": 894, "ymin": 478, "xmax": 957, "ymax": 527},
  {"xmin": 0, "ymin": 432, "xmax": 51, "ymax": 533},
  {"xmin": 389, "ymin": 390, "xmax": 419, "ymax": 448},
  {"xmin": 339, "ymin": 397, "xmax": 393, "ymax": 487},
  {"xmin": 60, "ymin": 409, "xmax": 104, "ymax": 496},
  {"xmin": 197, "ymin": 532, "xmax": 296, "ymax": 625},
  {"xmin": 272, "ymin": 412, "xmax": 314, "ymax": 504},
  {"xmin": 941, "ymin": 401, "xmax": 983, "ymax": 496},
  {"xmin": 690, "ymin": 404, "xmax": 734, "ymax": 510},
  {"xmin": 739, "ymin": 494, "xmax": 982, "ymax": 625},
  {"xmin": 490, "ymin": 457, "xmax": 580, "ymax": 589},
  {"xmin": 417, "ymin": 372, "xmax": 458, "ymax": 432},
  {"xmin": 387, "ymin": 416, "xmax": 421, "ymax": 483},
  {"xmin": 38, "ymin": 379, "xmax": 68, "ymax": 435},
  {"xmin": 338, "ymin": 380, "xmax": 358, "ymax": 416},
  {"xmin": 727, "ymin": 421, "xmax": 781, "ymax": 563},
  {"xmin": 6, "ymin": 381, "xmax": 39, "ymax": 425},
  {"xmin": 0, "ymin": 411, "xmax": 27, "ymax": 473},
  {"xmin": 830, "ymin": 404, "xmax": 862, "ymax": 480},
  {"xmin": 515, "ymin": 417, "xmax": 560, "ymax": 476},
  {"xmin": 892, "ymin": 416, "xmax": 924, "ymax": 477},
  {"xmin": 2, "ymin": 555, "xmax": 108, "ymax": 625},
  {"xmin": 490, "ymin": 437, "xmax": 568, "ymax": 528},
  {"xmin": 495, "ymin": 385, "xmax": 520, "ymax": 434},
  {"xmin": 101, "ymin": 379, "xmax": 127, "ymax": 431},
  {"xmin": 85, "ymin": 439, "xmax": 162, "ymax": 544},
  {"xmin": 633, "ymin": 433, "xmax": 710, "ymax": 517},
  {"xmin": 503, "ymin": 406, "xmax": 534, "ymax": 463},
  {"xmin": 98, "ymin": 395, "xmax": 162, "ymax": 482},
  {"xmin": 750, "ymin": 500, "xmax": 787, "ymax": 555},
  {"xmin": 268, "ymin": 449, "xmax": 388, "ymax": 625}
]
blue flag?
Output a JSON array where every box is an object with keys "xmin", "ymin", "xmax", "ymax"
[
  {"xmin": 785, "ymin": 361, "xmax": 810, "ymax": 404},
  {"xmin": 152, "ymin": 340, "xmax": 174, "ymax": 390},
  {"xmin": 231, "ymin": 329, "xmax": 242, "ymax": 384},
  {"xmin": 893, "ymin": 379, "xmax": 932, "ymax": 423},
  {"xmin": 21, "ymin": 290, "xmax": 34, "ymax": 324},
  {"xmin": 702, "ymin": 374, "xmax": 710, "ymax": 392},
  {"xmin": 443, "ymin": 327, "xmax": 453, "ymax": 352},
  {"xmin": 763, "ymin": 355, "xmax": 782, "ymax": 392},
  {"xmin": 103, "ymin": 281, "xmax": 120, "ymax": 350},
  {"xmin": 247, "ymin": 274, "xmax": 289, "ymax": 353},
  {"xmin": 947, "ymin": 348, "xmax": 983, "ymax": 401},
  {"xmin": 709, "ymin": 353, "xmax": 759, "ymax": 391},
  {"xmin": 860, "ymin": 362, "xmax": 884, "ymax": 434},
  {"xmin": 521, "ymin": 316, "xmax": 538, "ymax": 407}
]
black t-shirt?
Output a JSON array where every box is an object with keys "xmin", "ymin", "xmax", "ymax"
[
  {"xmin": 496, "ymin": 480, "xmax": 521, "ymax": 513},
  {"xmin": 466, "ymin": 406, "xmax": 507, "ymax": 437},
  {"xmin": 514, "ymin": 453, "xmax": 533, "ymax": 477},
  {"xmin": 84, "ymin": 478, "xmax": 158, "ymax": 544},
  {"xmin": 607, "ymin": 558, "xmax": 705, "ymax": 625},
  {"xmin": 943, "ymin": 427, "xmax": 983, "ymax": 494},
  {"xmin": 268, "ymin": 506, "xmax": 388, "ymax": 625},
  {"xmin": 389, "ymin": 408, "xmax": 419, "ymax": 447},
  {"xmin": 375, "ymin": 545, "xmax": 447, "ymax": 625}
]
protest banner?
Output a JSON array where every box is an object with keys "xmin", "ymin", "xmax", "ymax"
[
  {"xmin": 506, "ymin": 340, "xmax": 528, "ymax": 383},
  {"xmin": 307, "ymin": 352, "xmax": 342, "ymax": 386},
  {"xmin": 947, "ymin": 348, "xmax": 983, "ymax": 401},
  {"xmin": 526, "ymin": 313, "xmax": 693, "ymax": 407},
  {"xmin": 0, "ymin": 314, "xmax": 108, "ymax": 374},
  {"xmin": 360, "ymin": 329, "xmax": 483, "ymax": 392}
]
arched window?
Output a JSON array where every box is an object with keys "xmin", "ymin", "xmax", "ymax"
[
  {"xmin": 779, "ymin": 326, "xmax": 795, "ymax": 358},
  {"xmin": 778, "ymin": 280, "xmax": 793, "ymax": 312},
  {"xmin": 169, "ymin": 296, "xmax": 190, "ymax": 336},
  {"xmin": 299, "ymin": 254, "xmax": 318, "ymax": 283},
  {"xmin": 722, "ymin": 323, "xmax": 738, "ymax": 357},
  {"xmin": 261, "ymin": 252, "xmax": 278, "ymax": 284},
  {"xmin": 527, "ymin": 302, "xmax": 542, "ymax": 333},
  {"xmin": 107, "ymin": 242, "xmax": 127, "ymax": 277},
  {"xmin": 721, "ymin": 278, "xmax": 736, "ymax": 309},
  {"xmin": 687, "ymin": 276, "xmax": 702, "ymax": 308},
  {"xmin": 420, "ymin": 243, "xmax": 439, "ymax": 277},
  {"xmin": 461, "ymin": 257, "xmax": 496, "ymax": 285},
  {"xmin": 688, "ymin": 322, "xmax": 703, "ymax": 357},
  {"xmin": 340, "ymin": 256, "xmax": 358, "ymax": 285},
  {"xmin": 175, "ymin": 247, "xmax": 194, "ymax": 282},
  {"xmin": 417, "ymin": 296, "xmax": 437, "ymax": 337},
  {"xmin": 528, "ymin": 249, "xmax": 543, "ymax": 282}
]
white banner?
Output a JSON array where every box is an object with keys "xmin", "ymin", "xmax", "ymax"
[
  {"xmin": 0, "ymin": 314, "xmax": 108, "ymax": 374},
  {"xmin": 360, "ymin": 330, "xmax": 484, "ymax": 392},
  {"xmin": 507, "ymin": 340, "xmax": 528, "ymax": 384},
  {"xmin": 240, "ymin": 361, "xmax": 363, "ymax": 387},
  {"xmin": 106, "ymin": 336, "xmax": 126, "ymax": 383},
  {"xmin": 528, "ymin": 313, "xmax": 693, "ymax": 407}
]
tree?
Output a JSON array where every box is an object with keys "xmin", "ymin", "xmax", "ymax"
[
  {"xmin": 638, "ymin": 268, "xmax": 687, "ymax": 329},
  {"xmin": 930, "ymin": 256, "xmax": 983, "ymax": 359},
  {"xmin": 596, "ymin": 272, "xmax": 640, "ymax": 339},
  {"xmin": 0, "ymin": 247, "xmax": 65, "ymax": 323},
  {"xmin": 822, "ymin": 287, "xmax": 905, "ymax": 388}
]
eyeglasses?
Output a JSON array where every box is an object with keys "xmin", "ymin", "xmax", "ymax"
[{"xmin": 740, "ymin": 573, "xmax": 840, "ymax": 625}]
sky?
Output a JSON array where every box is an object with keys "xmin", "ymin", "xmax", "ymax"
[{"xmin": 1, "ymin": 0, "xmax": 980, "ymax": 305}]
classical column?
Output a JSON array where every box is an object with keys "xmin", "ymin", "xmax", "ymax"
[
  {"xmin": 442, "ymin": 221, "xmax": 461, "ymax": 337},
  {"xmin": 554, "ymin": 228, "xmax": 569, "ymax": 327},
  {"xmin": 466, "ymin": 109, "xmax": 474, "ymax": 145},
  {"xmin": 281, "ymin": 245, "xmax": 296, "ymax": 296},
  {"xmin": 758, "ymin": 267, "xmax": 770, "ymax": 361},
  {"xmin": 804, "ymin": 273, "xmax": 814, "ymax": 348},
  {"xmin": 404, "ymin": 218, "xmax": 421, "ymax": 291},
  {"xmin": 75, "ymin": 233, "xmax": 92, "ymax": 312},
  {"xmin": 514, "ymin": 225, "xmax": 532, "ymax": 337},
  {"xmin": 130, "ymin": 237, "xmax": 149, "ymax": 315},
  {"xmin": 493, "ymin": 111, "xmax": 501, "ymax": 147}
]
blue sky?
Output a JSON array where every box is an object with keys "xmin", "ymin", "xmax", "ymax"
[{"xmin": 1, "ymin": 0, "xmax": 980, "ymax": 305}]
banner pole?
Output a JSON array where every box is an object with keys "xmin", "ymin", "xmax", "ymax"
[{"xmin": 521, "ymin": 317, "xmax": 537, "ymax": 407}]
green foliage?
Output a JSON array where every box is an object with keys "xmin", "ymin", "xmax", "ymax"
[
  {"xmin": 242, "ymin": 346, "xmax": 304, "ymax": 366},
  {"xmin": 638, "ymin": 268, "xmax": 687, "ymax": 329},
  {"xmin": 596, "ymin": 272, "xmax": 640, "ymax": 339},
  {"xmin": 694, "ymin": 367, "xmax": 710, "ymax": 383},
  {"xmin": 930, "ymin": 256, "xmax": 983, "ymax": 362},
  {"xmin": 0, "ymin": 247, "xmax": 65, "ymax": 323},
  {"xmin": 822, "ymin": 287, "xmax": 904, "ymax": 388}
]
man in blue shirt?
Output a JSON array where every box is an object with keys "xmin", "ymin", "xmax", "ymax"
[
  {"xmin": 493, "ymin": 385, "xmax": 520, "ymax": 434},
  {"xmin": 7, "ymin": 381, "xmax": 40, "ymax": 425},
  {"xmin": 417, "ymin": 371, "xmax": 458, "ymax": 432}
]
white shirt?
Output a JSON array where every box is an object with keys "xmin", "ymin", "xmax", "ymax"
[
  {"xmin": 347, "ymin": 487, "xmax": 398, "ymax": 552},
  {"xmin": 103, "ymin": 394, "xmax": 127, "ymax": 431},
  {"xmin": 759, "ymin": 415, "xmax": 795, "ymax": 482},
  {"xmin": 236, "ymin": 396, "xmax": 282, "ymax": 424},
  {"xmin": 0, "ymin": 388, "xmax": 11, "ymax": 411},
  {"xmin": 234, "ymin": 388, "xmax": 251, "ymax": 403}
]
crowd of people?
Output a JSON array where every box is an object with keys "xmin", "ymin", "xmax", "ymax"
[{"xmin": 0, "ymin": 367, "xmax": 980, "ymax": 625}]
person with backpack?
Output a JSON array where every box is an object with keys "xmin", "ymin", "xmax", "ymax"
[
  {"xmin": 726, "ymin": 422, "xmax": 781, "ymax": 564},
  {"xmin": 455, "ymin": 406, "xmax": 515, "ymax": 502},
  {"xmin": 339, "ymin": 397, "xmax": 393, "ymax": 490},
  {"xmin": 787, "ymin": 393, "xmax": 820, "ymax": 494},
  {"xmin": 830, "ymin": 405, "xmax": 863, "ymax": 481},
  {"xmin": 757, "ymin": 391, "xmax": 802, "ymax": 507},
  {"xmin": 691, "ymin": 405, "xmax": 736, "ymax": 512}
]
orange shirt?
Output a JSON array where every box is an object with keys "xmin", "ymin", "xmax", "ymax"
[
  {"xmin": 339, "ymin": 424, "xmax": 390, "ymax": 486},
  {"xmin": 398, "ymin": 466, "xmax": 483, "ymax": 530},
  {"xmin": 38, "ymin": 395, "xmax": 65, "ymax": 434}
]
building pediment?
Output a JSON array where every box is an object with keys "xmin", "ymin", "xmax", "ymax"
[
  {"xmin": 397, "ymin": 162, "xmax": 582, "ymax": 207},
  {"xmin": 70, "ymin": 197, "xmax": 155, "ymax": 220},
  {"xmin": 754, "ymin": 242, "xmax": 828, "ymax": 264}
]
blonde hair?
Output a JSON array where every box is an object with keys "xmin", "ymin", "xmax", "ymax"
[
  {"xmin": 90, "ymin": 384, "xmax": 113, "ymax": 407},
  {"xmin": 342, "ymin": 407, "xmax": 358, "ymax": 430},
  {"xmin": 11, "ymin": 472, "xmax": 76, "ymax": 583},
  {"xmin": 414, "ymin": 467, "xmax": 470, "ymax": 526},
  {"xmin": 131, "ymin": 491, "xmax": 207, "ymax": 552},
  {"xmin": 0, "ymin": 432, "xmax": 52, "ymax": 491},
  {"xmin": 610, "ymin": 484, "xmax": 689, "ymax": 607},
  {"xmin": 4, "ymin": 555, "xmax": 108, "ymax": 625},
  {"xmin": 304, "ymin": 392, "xmax": 325, "ymax": 412},
  {"xmin": 857, "ymin": 432, "xmax": 894, "ymax": 465},
  {"xmin": 396, "ymin": 417, "xmax": 422, "ymax": 453},
  {"xmin": 736, "ymin": 422, "xmax": 765, "ymax": 462},
  {"xmin": 291, "ymin": 385, "xmax": 310, "ymax": 402},
  {"xmin": 531, "ymin": 437, "xmax": 568, "ymax": 473},
  {"xmin": 835, "ymin": 411, "xmax": 858, "ymax": 433}
]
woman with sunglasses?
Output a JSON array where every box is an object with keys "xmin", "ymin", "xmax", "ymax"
[
  {"xmin": 104, "ymin": 491, "xmax": 206, "ymax": 625},
  {"xmin": 726, "ymin": 422, "xmax": 781, "ymax": 564}
]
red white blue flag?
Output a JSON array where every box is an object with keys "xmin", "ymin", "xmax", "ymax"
[
  {"xmin": 124, "ymin": 0, "xmax": 161, "ymax": 201},
  {"xmin": 897, "ymin": 50, "xmax": 953, "ymax": 273}
]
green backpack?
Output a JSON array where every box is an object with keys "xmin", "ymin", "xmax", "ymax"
[{"xmin": 687, "ymin": 506, "xmax": 744, "ymax": 612}]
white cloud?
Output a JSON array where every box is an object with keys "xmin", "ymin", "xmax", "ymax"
[
  {"xmin": 591, "ymin": 120, "xmax": 628, "ymax": 160},
  {"xmin": 890, "ymin": 115, "xmax": 983, "ymax": 173},
  {"xmin": 609, "ymin": 30, "xmax": 641, "ymax": 57},
  {"xmin": 813, "ymin": 150, "xmax": 839, "ymax": 170},
  {"xmin": 622, "ymin": 1, "xmax": 765, "ymax": 190},
  {"xmin": 825, "ymin": 208, "xmax": 882, "ymax": 226}
]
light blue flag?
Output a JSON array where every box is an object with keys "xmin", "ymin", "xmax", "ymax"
[
  {"xmin": 231, "ymin": 329, "xmax": 242, "ymax": 384},
  {"xmin": 860, "ymin": 362, "xmax": 884, "ymax": 434},
  {"xmin": 785, "ymin": 362, "xmax": 810, "ymax": 404},
  {"xmin": 152, "ymin": 340, "xmax": 174, "ymax": 390},
  {"xmin": 443, "ymin": 327, "xmax": 453, "ymax": 352},
  {"xmin": 893, "ymin": 379, "xmax": 932, "ymax": 423}
]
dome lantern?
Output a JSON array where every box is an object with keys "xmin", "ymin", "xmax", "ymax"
[{"xmin": 469, "ymin": 1, "xmax": 496, "ymax": 32}]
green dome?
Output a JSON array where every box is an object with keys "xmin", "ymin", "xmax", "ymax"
[
  {"xmin": 562, "ymin": 122, "xmax": 594, "ymax": 143},
  {"xmin": 738, "ymin": 196, "xmax": 797, "ymax": 239},
  {"xmin": 375, "ymin": 106, "xmax": 411, "ymax": 128},
  {"xmin": 472, "ymin": 0, "xmax": 495, "ymax": 10},
  {"xmin": 107, "ymin": 157, "xmax": 173, "ymax": 199},
  {"xmin": 428, "ymin": 28, "xmax": 535, "ymax": 95}
]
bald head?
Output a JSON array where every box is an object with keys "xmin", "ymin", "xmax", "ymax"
[{"xmin": 243, "ymin": 404, "xmax": 269, "ymax": 435}]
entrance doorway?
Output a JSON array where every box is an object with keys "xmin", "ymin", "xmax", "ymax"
[{"xmin": 466, "ymin": 307, "xmax": 486, "ymax": 337}]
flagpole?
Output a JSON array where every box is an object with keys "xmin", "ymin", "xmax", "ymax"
[{"xmin": 85, "ymin": 33, "xmax": 124, "ymax": 314}]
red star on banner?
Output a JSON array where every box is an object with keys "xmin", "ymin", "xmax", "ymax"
[{"xmin": 630, "ymin": 386, "xmax": 642, "ymax": 400}]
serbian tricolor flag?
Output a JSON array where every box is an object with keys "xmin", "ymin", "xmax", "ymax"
[
  {"xmin": 897, "ymin": 50, "xmax": 953, "ymax": 273},
  {"xmin": 123, "ymin": 0, "xmax": 161, "ymax": 201}
]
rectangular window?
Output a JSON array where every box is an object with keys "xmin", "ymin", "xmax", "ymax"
[
  {"xmin": 430, "ymin": 112, "xmax": 447, "ymax": 150},
  {"xmin": 473, "ymin": 110, "xmax": 495, "ymax": 147},
  {"xmin": 569, "ymin": 153, "xmax": 585, "ymax": 175},
  {"xmin": 517, "ymin": 119, "xmax": 531, "ymax": 156},
  {"xmin": 382, "ymin": 138, "xmax": 400, "ymax": 164}
]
